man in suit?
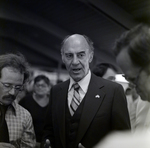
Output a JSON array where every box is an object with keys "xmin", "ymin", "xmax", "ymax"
[{"xmin": 41, "ymin": 34, "xmax": 131, "ymax": 148}]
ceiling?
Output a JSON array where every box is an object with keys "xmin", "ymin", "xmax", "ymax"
[{"xmin": 0, "ymin": 0, "xmax": 150, "ymax": 72}]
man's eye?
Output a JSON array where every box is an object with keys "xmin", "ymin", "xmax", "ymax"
[
  {"xmin": 3, "ymin": 83, "xmax": 11, "ymax": 88},
  {"xmin": 65, "ymin": 54, "xmax": 73, "ymax": 59},
  {"xmin": 15, "ymin": 86, "xmax": 22, "ymax": 89},
  {"xmin": 78, "ymin": 53, "xmax": 85, "ymax": 58}
]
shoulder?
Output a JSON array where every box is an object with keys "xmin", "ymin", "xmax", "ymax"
[
  {"xmin": 16, "ymin": 103, "xmax": 32, "ymax": 119},
  {"xmin": 92, "ymin": 73, "xmax": 123, "ymax": 88},
  {"xmin": 51, "ymin": 79, "xmax": 70, "ymax": 90},
  {"xmin": 19, "ymin": 93, "xmax": 33, "ymax": 104},
  {"xmin": 21, "ymin": 92, "xmax": 32, "ymax": 100},
  {"xmin": 91, "ymin": 74, "xmax": 125, "ymax": 95}
]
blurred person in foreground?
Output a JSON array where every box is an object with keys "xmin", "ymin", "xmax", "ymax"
[
  {"xmin": 92, "ymin": 62, "xmax": 118, "ymax": 81},
  {"xmin": 0, "ymin": 53, "xmax": 36, "ymax": 148},
  {"xmin": 19, "ymin": 75, "xmax": 51, "ymax": 147},
  {"xmin": 41, "ymin": 34, "xmax": 131, "ymax": 148},
  {"xmin": 94, "ymin": 24, "xmax": 150, "ymax": 148}
]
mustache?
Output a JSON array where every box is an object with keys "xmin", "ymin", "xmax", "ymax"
[{"xmin": 3, "ymin": 95, "xmax": 16, "ymax": 100}]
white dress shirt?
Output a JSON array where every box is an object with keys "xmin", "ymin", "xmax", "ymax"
[
  {"xmin": 68, "ymin": 70, "xmax": 91, "ymax": 108},
  {"xmin": 135, "ymin": 98, "xmax": 150, "ymax": 130}
]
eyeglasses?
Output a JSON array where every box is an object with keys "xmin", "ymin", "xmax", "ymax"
[
  {"xmin": 35, "ymin": 84, "xmax": 48, "ymax": 88},
  {"xmin": 0, "ymin": 81, "xmax": 23, "ymax": 92},
  {"xmin": 122, "ymin": 68, "xmax": 143, "ymax": 84}
]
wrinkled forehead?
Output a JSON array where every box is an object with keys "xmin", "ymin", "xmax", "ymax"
[
  {"xmin": 0, "ymin": 67, "xmax": 24, "ymax": 83},
  {"xmin": 1, "ymin": 66, "xmax": 22, "ymax": 75}
]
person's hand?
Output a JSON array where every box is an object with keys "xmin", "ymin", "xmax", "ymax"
[
  {"xmin": 78, "ymin": 143, "xmax": 85, "ymax": 148},
  {"xmin": 44, "ymin": 139, "xmax": 51, "ymax": 148},
  {"xmin": 0, "ymin": 142, "xmax": 15, "ymax": 148}
]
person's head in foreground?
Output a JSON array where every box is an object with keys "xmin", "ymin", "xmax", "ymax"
[
  {"xmin": 114, "ymin": 23, "xmax": 150, "ymax": 102},
  {"xmin": 0, "ymin": 53, "xmax": 29, "ymax": 106},
  {"xmin": 61, "ymin": 34, "xmax": 94, "ymax": 82}
]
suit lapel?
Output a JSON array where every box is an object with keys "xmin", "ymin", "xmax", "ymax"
[
  {"xmin": 56, "ymin": 80, "xmax": 70, "ymax": 148},
  {"xmin": 76, "ymin": 74, "xmax": 106, "ymax": 144}
]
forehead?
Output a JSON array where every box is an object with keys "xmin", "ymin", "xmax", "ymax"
[
  {"xmin": 0, "ymin": 67, "xmax": 24, "ymax": 83},
  {"xmin": 63, "ymin": 35, "xmax": 90, "ymax": 53},
  {"xmin": 116, "ymin": 48, "xmax": 140, "ymax": 76}
]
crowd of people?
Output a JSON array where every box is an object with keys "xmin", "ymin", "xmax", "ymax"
[{"xmin": 0, "ymin": 23, "xmax": 150, "ymax": 148}]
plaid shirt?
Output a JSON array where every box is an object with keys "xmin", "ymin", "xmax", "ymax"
[{"xmin": 5, "ymin": 100, "xmax": 36, "ymax": 148}]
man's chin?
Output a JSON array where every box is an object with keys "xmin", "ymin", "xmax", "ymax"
[
  {"xmin": 3, "ymin": 99, "xmax": 15, "ymax": 106},
  {"xmin": 71, "ymin": 76, "xmax": 82, "ymax": 82}
]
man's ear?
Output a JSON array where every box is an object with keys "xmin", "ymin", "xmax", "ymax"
[
  {"xmin": 61, "ymin": 53, "xmax": 65, "ymax": 63},
  {"xmin": 89, "ymin": 51, "xmax": 94, "ymax": 63}
]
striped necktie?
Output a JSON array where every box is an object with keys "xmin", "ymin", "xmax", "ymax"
[{"xmin": 70, "ymin": 83, "xmax": 80, "ymax": 116}]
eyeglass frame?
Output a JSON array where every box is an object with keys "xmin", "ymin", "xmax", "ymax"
[
  {"xmin": 0, "ymin": 81, "xmax": 23, "ymax": 92},
  {"xmin": 122, "ymin": 67, "xmax": 143, "ymax": 85},
  {"xmin": 34, "ymin": 83, "xmax": 49, "ymax": 88}
]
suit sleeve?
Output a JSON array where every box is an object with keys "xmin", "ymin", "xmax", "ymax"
[{"xmin": 111, "ymin": 84, "xmax": 131, "ymax": 130}]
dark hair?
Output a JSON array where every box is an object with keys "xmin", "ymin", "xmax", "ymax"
[
  {"xmin": 61, "ymin": 34, "xmax": 94, "ymax": 53},
  {"xmin": 34, "ymin": 75, "xmax": 50, "ymax": 86},
  {"xmin": 0, "ymin": 53, "xmax": 29, "ymax": 83},
  {"xmin": 114, "ymin": 23, "xmax": 150, "ymax": 67},
  {"xmin": 92, "ymin": 63, "xmax": 118, "ymax": 77}
]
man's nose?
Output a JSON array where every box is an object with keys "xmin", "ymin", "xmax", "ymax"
[
  {"xmin": 72, "ymin": 56, "xmax": 79, "ymax": 64},
  {"xmin": 8, "ymin": 87, "xmax": 16, "ymax": 95}
]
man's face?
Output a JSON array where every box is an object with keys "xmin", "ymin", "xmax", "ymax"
[
  {"xmin": 62, "ymin": 35, "xmax": 93, "ymax": 82},
  {"xmin": 116, "ymin": 48, "xmax": 150, "ymax": 102},
  {"xmin": 0, "ymin": 67, "xmax": 24, "ymax": 105},
  {"xmin": 33, "ymin": 80, "xmax": 50, "ymax": 96}
]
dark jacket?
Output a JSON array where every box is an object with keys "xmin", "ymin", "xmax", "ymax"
[{"xmin": 41, "ymin": 74, "xmax": 131, "ymax": 148}]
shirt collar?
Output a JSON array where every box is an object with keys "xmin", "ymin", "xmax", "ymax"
[
  {"xmin": 8, "ymin": 101, "xmax": 17, "ymax": 115},
  {"xmin": 0, "ymin": 100, "xmax": 17, "ymax": 115},
  {"xmin": 69, "ymin": 70, "xmax": 91, "ymax": 93}
]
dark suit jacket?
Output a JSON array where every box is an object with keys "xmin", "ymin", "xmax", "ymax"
[{"xmin": 41, "ymin": 74, "xmax": 131, "ymax": 148}]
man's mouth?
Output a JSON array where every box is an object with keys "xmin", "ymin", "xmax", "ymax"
[
  {"xmin": 72, "ymin": 68, "xmax": 81, "ymax": 73},
  {"xmin": 3, "ymin": 95, "xmax": 16, "ymax": 101}
]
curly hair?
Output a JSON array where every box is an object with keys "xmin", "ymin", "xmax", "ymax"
[{"xmin": 0, "ymin": 53, "xmax": 30, "ymax": 83}]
